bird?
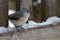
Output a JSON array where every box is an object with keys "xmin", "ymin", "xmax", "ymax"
[{"xmin": 8, "ymin": 8, "xmax": 30, "ymax": 32}]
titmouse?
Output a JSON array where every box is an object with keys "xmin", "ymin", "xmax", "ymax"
[{"xmin": 9, "ymin": 8, "xmax": 30, "ymax": 32}]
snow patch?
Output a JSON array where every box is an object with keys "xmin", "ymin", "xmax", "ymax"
[
  {"xmin": 7, "ymin": 27, "xmax": 16, "ymax": 32},
  {"xmin": 0, "ymin": 27, "xmax": 8, "ymax": 33},
  {"xmin": 8, "ymin": 9, "xmax": 16, "ymax": 15},
  {"xmin": 22, "ymin": 16, "xmax": 60, "ymax": 29},
  {"xmin": 8, "ymin": 10, "xmax": 15, "ymax": 27},
  {"xmin": 33, "ymin": 0, "xmax": 41, "ymax": 6},
  {"xmin": 9, "ymin": 20, "xmax": 15, "ymax": 27},
  {"xmin": 0, "ymin": 27, "xmax": 16, "ymax": 33}
]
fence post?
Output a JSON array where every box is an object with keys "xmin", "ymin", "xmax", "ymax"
[
  {"xmin": 15, "ymin": 0, "xmax": 20, "ymax": 11},
  {"xmin": 0, "ymin": 0, "xmax": 8, "ymax": 27},
  {"xmin": 57, "ymin": 0, "xmax": 60, "ymax": 17},
  {"xmin": 41, "ymin": 0, "xmax": 45, "ymax": 21},
  {"xmin": 32, "ymin": 4, "xmax": 42, "ymax": 22},
  {"xmin": 45, "ymin": 0, "xmax": 57, "ymax": 19}
]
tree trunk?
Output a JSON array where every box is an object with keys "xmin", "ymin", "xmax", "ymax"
[
  {"xmin": 45, "ymin": 0, "xmax": 57, "ymax": 19},
  {"xmin": 0, "ymin": 0, "xmax": 8, "ymax": 27}
]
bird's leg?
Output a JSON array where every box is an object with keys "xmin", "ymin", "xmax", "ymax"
[
  {"xmin": 26, "ymin": 19, "xmax": 29, "ymax": 23},
  {"xmin": 18, "ymin": 25, "xmax": 25, "ymax": 32},
  {"xmin": 26, "ymin": 21, "xmax": 28, "ymax": 23},
  {"xmin": 15, "ymin": 26, "xmax": 20, "ymax": 32},
  {"xmin": 15, "ymin": 25, "xmax": 25, "ymax": 32}
]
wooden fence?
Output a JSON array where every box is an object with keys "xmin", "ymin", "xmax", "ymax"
[
  {"xmin": 0, "ymin": 0, "xmax": 59, "ymax": 27},
  {"xmin": 0, "ymin": 0, "xmax": 8, "ymax": 27}
]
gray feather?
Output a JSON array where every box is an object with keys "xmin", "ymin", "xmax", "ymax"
[
  {"xmin": 9, "ymin": 8, "xmax": 29, "ymax": 20},
  {"xmin": 9, "ymin": 11, "xmax": 24, "ymax": 20}
]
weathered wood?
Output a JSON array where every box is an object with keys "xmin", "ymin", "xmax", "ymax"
[
  {"xmin": 45, "ymin": 0, "xmax": 57, "ymax": 19},
  {"xmin": 0, "ymin": 0, "xmax": 8, "ymax": 27},
  {"xmin": 21, "ymin": 0, "xmax": 32, "ymax": 9},
  {"xmin": 32, "ymin": 4, "xmax": 42, "ymax": 22},
  {"xmin": 41, "ymin": 0, "xmax": 45, "ymax": 21},
  {"xmin": 15, "ymin": 0, "xmax": 20, "ymax": 11},
  {"xmin": 8, "ymin": 0, "xmax": 16, "ymax": 10},
  {"xmin": 57, "ymin": 0, "xmax": 60, "ymax": 17}
]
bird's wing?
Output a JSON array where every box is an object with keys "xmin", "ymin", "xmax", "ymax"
[{"xmin": 9, "ymin": 11, "xmax": 24, "ymax": 20}]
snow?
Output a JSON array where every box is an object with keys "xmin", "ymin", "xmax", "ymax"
[
  {"xmin": 0, "ymin": 27, "xmax": 8, "ymax": 33},
  {"xmin": 0, "ymin": 10, "xmax": 60, "ymax": 33},
  {"xmin": 22, "ymin": 16, "xmax": 60, "ymax": 29},
  {"xmin": 0, "ymin": 27, "xmax": 16, "ymax": 33},
  {"xmin": 9, "ymin": 20, "xmax": 15, "ymax": 27},
  {"xmin": 8, "ymin": 9, "xmax": 16, "ymax": 15},
  {"xmin": 33, "ymin": 0, "xmax": 41, "ymax": 6},
  {"xmin": 8, "ymin": 10, "xmax": 15, "ymax": 27},
  {"xmin": 7, "ymin": 27, "xmax": 16, "ymax": 32}
]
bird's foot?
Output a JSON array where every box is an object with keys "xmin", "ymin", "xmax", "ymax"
[{"xmin": 17, "ymin": 26, "xmax": 25, "ymax": 32}]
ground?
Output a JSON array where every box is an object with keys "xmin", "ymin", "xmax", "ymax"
[{"xmin": 0, "ymin": 23, "xmax": 60, "ymax": 40}]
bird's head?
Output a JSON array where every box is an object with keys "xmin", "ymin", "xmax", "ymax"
[{"xmin": 21, "ymin": 8, "xmax": 30, "ymax": 15}]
